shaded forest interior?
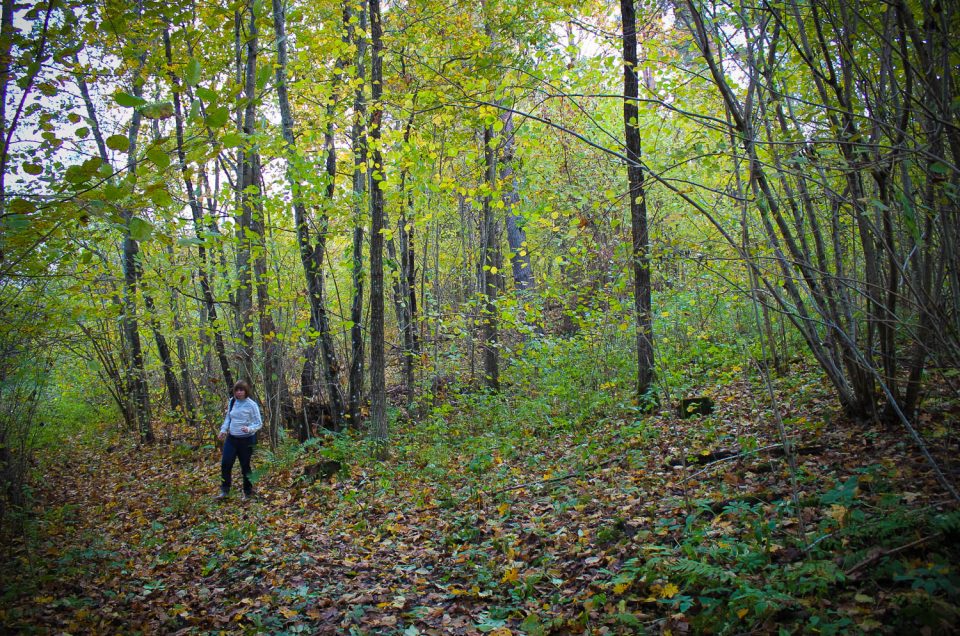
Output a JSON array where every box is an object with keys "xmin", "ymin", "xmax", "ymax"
[{"xmin": 1, "ymin": 0, "xmax": 959, "ymax": 632}]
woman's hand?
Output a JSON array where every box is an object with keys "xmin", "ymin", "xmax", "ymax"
[
  {"xmin": 241, "ymin": 426, "xmax": 250, "ymax": 434},
  {"xmin": 218, "ymin": 431, "xmax": 227, "ymax": 441}
]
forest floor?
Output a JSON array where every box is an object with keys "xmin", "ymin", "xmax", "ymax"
[{"xmin": 2, "ymin": 362, "xmax": 959, "ymax": 635}]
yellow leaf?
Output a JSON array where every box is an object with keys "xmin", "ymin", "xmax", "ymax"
[
  {"xmin": 279, "ymin": 607, "xmax": 298, "ymax": 619},
  {"xmin": 613, "ymin": 582, "xmax": 630, "ymax": 594},
  {"xmin": 828, "ymin": 504, "xmax": 848, "ymax": 526},
  {"xmin": 497, "ymin": 502, "xmax": 510, "ymax": 516},
  {"xmin": 501, "ymin": 567, "xmax": 520, "ymax": 583},
  {"xmin": 736, "ymin": 608, "xmax": 748, "ymax": 619},
  {"xmin": 660, "ymin": 583, "xmax": 680, "ymax": 599}
]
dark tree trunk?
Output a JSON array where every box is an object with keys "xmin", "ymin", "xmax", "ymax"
[
  {"xmin": 390, "ymin": 112, "xmax": 420, "ymax": 407},
  {"xmin": 119, "ymin": 47, "xmax": 153, "ymax": 443},
  {"xmin": 0, "ymin": 0, "xmax": 14, "ymax": 214},
  {"xmin": 499, "ymin": 109, "xmax": 539, "ymax": 336},
  {"xmin": 271, "ymin": 0, "xmax": 346, "ymax": 432},
  {"xmin": 234, "ymin": 7, "xmax": 255, "ymax": 384},
  {"xmin": 368, "ymin": 0, "xmax": 387, "ymax": 451},
  {"xmin": 481, "ymin": 125, "xmax": 500, "ymax": 390},
  {"xmin": 163, "ymin": 29, "xmax": 234, "ymax": 392},
  {"xmin": 621, "ymin": 0, "xmax": 656, "ymax": 405},
  {"xmin": 143, "ymin": 292, "xmax": 182, "ymax": 414},
  {"xmin": 347, "ymin": 1, "xmax": 368, "ymax": 428},
  {"xmin": 236, "ymin": 2, "xmax": 283, "ymax": 447}
]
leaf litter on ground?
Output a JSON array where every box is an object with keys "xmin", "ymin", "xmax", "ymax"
[{"xmin": 2, "ymin": 361, "xmax": 959, "ymax": 634}]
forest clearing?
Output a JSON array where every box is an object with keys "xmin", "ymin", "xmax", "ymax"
[{"xmin": 1, "ymin": 0, "xmax": 958, "ymax": 632}]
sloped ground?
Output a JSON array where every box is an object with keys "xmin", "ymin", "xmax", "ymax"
[{"xmin": 2, "ymin": 366, "xmax": 959, "ymax": 634}]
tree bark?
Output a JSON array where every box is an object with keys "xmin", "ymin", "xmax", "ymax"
[
  {"xmin": 236, "ymin": 2, "xmax": 282, "ymax": 447},
  {"xmin": 347, "ymin": 1, "xmax": 368, "ymax": 427},
  {"xmin": 391, "ymin": 111, "xmax": 420, "ymax": 406},
  {"xmin": 163, "ymin": 29, "xmax": 234, "ymax": 393},
  {"xmin": 234, "ymin": 7, "xmax": 255, "ymax": 384},
  {"xmin": 0, "ymin": 0, "xmax": 14, "ymax": 215},
  {"xmin": 122, "ymin": 60, "xmax": 153, "ymax": 444},
  {"xmin": 368, "ymin": 0, "xmax": 387, "ymax": 452},
  {"xmin": 500, "ymin": 111, "xmax": 535, "ymax": 296},
  {"xmin": 481, "ymin": 124, "xmax": 500, "ymax": 390},
  {"xmin": 621, "ymin": 0, "xmax": 655, "ymax": 405},
  {"xmin": 271, "ymin": 0, "xmax": 346, "ymax": 432}
]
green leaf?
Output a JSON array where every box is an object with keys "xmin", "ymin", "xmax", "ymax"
[
  {"xmin": 75, "ymin": 126, "xmax": 90, "ymax": 138},
  {"xmin": 23, "ymin": 163, "xmax": 43, "ymax": 176},
  {"xmin": 195, "ymin": 86, "xmax": 217, "ymax": 103},
  {"xmin": 65, "ymin": 159, "xmax": 100, "ymax": 184},
  {"xmin": 106, "ymin": 134, "xmax": 130, "ymax": 152},
  {"xmin": 104, "ymin": 183, "xmax": 124, "ymax": 202},
  {"xmin": 114, "ymin": 92, "xmax": 146, "ymax": 108},
  {"xmin": 177, "ymin": 237, "xmax": 203, "ymax": 247},
  {"xmin": 147, "ymin": 146, "xmax": 171, "ymax": 169},
  {"xmin": 898, "ymin": 192, "xmax": 921, "ymax": 243},
  {"xmin": 3, "ymin": 213, "xmax": 30, "ymax": 230},
  {"xmin": 929, "ymin": 161, "xmax": 951, "ymax": 175},
  {"xmin": 206, "ymin": 106, "xmax": 230, "ymax": 128},
  {"xmin": 149, "ymin": 188, "xmax": 173, "ymax": 207},
  {"xmin": 129, "ymin": 216, "xmax": 153, "ymax": 241},
  {"xmin": 140, "ymin": 101, "xmax": 174, "ymax": 120},
  {"xmin": 221, "ymin": 132, "xmax": 244, "ymax": 148},
  {"xmin": 98, "ymin": 162, "xmax": 114, "ymax": 178},
  {"xmin": 9, "ymin": 198, "xmax": 36, "ymax": 215},
  {"xmin": 185, "ymin": 58, "xmax": 202, "ymax": 87},
  {"xmin": 256, "ymin": 64, "xmax": 272, "ymax": 91}
]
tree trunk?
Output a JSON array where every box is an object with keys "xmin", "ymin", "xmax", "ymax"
[
  {"xmin": 234, "ymin": 6, "xmax": 255, "ymax": 384},
  {"xmin": 143, "ymin": 292, "xmax": 182, "ymax": 414},
  {"xmin": 500, "ymin": 110, "xmax": 535, "ymax": 296},
  {"xmin": 347, "ymin": 1, "xmax": 368, "ymax": 427},
  {"xmin": 237, "ymin": 2, "xmax": 282, "ymax": 447},
  {"xmin": 271, "ymin": 0, "xmax": 346, "ymax": 432},
  {"xmin": 368, "ymin": 0, "xmax": 387, "ymax": 452},
  {"xmin": 391, "ymin": 111, "xmax": 420, "ymax": 407},
  {"xmin": 163, "ymin": 28, "xmax": 234, "ymax": 392},
  {"xmin": 621, "ymin": 0, "xmax": 656, "ymax": 405},
  {"xmin": 0, "ymin": 0, "xmax": 14, "ymax": 215},
  {"xmin": 166, "ymin": 244, "xmax": 199, "ymax": 435},
  {"xmin": 122, "ymin": 73, "xmax": 153, "ymax": 444},
  {"xmin": 251, "ymin": 158, "xmax": 282, "ymax": 448},
  {"xmin": 481, "ymin": 124, "xmax": 500, "ymax": 390}
]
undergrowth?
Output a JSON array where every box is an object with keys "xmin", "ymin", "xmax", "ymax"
[{"xmin": 5, "ymin": 326, "xmax": 958, "ymax": 634}]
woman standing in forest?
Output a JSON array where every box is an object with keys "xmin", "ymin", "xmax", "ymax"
[{"xmin": 216, "ymin": 381, "xmax": 262, "ymax": 500}]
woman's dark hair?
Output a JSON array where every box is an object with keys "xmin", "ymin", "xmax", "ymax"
[{"xmin": 232, "ymin": 380, "xmax": 252, "ymax": 396}]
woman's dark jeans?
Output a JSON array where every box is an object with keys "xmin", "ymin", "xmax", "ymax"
[{"xmin": 221, "ymin": 434, "xmax": 256, "ymax": 495}]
